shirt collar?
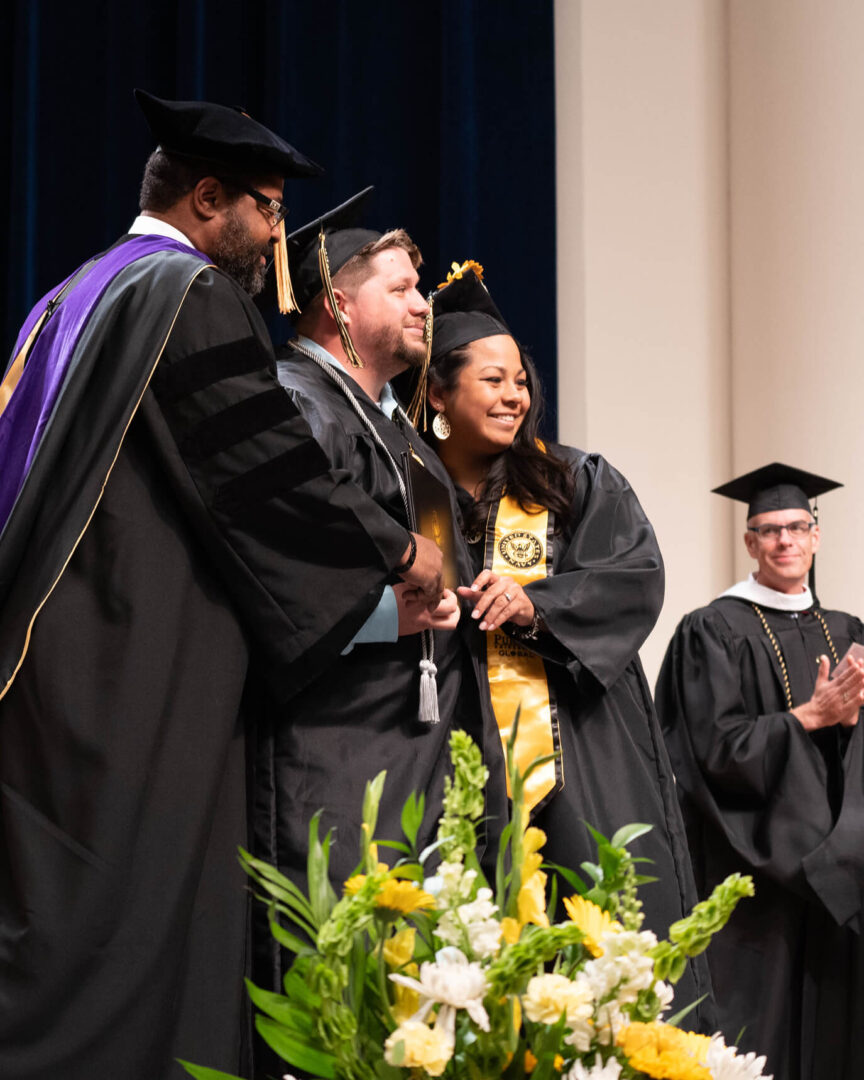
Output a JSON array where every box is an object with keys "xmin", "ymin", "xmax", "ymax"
[
  {"xmin": 295, "ymin": 335, "xmax": 399, "ymax": 419},
  {"xmin": 128, "ymin": 214, "xmax": 195, "ymax": 249},
  {"xmin": 719, "ymin": 571, "xmax": 814, "ymax": 612}
]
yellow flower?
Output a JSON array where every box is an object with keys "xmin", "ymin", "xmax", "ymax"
[
  {"xmin": 617, "ymin": 1022, "xmax": 712, "ymax": 1080},
  {"xmin": 383, "ymin": 927, "xmax": 416, "ymax": 969},
  {"xmin": 376, "ymin": 879, "xmax": 436, "ymax": 917},
  {"xmin": 342, "ymin": 861, "xmax": 389, "ymax": 895},
  {"xmin": 553, "ymin": 1054, "xmax": 565, "ymax": 1071},
  {"xmin": 522, "ymin": 827, "xmax": 547, "ymax": 875},
  {"xmin": 517, "ymin": 869, "xmax": 549, "ymax": 928},
  {"xmin": 562, "ymin": 895, "xmax": 622, "ymax": 957},
  {"xmin": 391, "ymin": 961, "xmax": 420, "ymax": 1023},
  {"xmin": 437, "ymin": 258, "xmax": 485, "ymax": 289},
  {"xmin": 384, "ymin": 1019, "xmax": 454, "ymax": 1076},
  {"xmin": 524, "ymin": 1049, "xmax": 538, "ymax": 1072},
  {"xmin": 500, "ymin": 917, "xmax": 521, "ymax": 945}
]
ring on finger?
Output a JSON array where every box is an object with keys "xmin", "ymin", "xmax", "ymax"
[{"xmin": 504, "ymin": 592, "xmax": 512, "ymax": 603}]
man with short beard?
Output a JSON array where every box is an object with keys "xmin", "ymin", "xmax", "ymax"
[
  {"xmin": 0, "ymin": 96, "xmax": 441, "ymax": 1080},
  {"xmin": 256, "ymin": 189, "xmax": 506, "ymax": 936}
]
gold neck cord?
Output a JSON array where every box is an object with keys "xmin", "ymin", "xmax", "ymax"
[{"xmin": 751, "ymin": 603, "xmax": 839, "ymax": 711}]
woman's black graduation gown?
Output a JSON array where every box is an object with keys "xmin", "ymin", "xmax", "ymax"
[
  {"xmin": 464, "ymin": 446, "xmax": 711, "ymax": 1023},
  {"xmin": 656, "ymin": 596, "xmax": 864, "ymax": 1079}
]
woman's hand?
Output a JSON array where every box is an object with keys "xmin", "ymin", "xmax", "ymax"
[
  {"xmin": 394, "ymin": 585, "xmax": 460, "ymax": 635},
  {"xmin": 457, "ymin": 570, "xmax": 535, "ymax": 632}
]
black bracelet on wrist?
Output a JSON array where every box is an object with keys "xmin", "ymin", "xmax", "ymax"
[
  {"xmin": 509, "ymin": 610, "xmax": 543, "ymax": 641},
  {"xmin": 394, "ymin": 532, "xmax": 417, "ymax": 574}
]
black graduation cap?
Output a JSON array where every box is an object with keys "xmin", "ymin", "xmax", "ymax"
[
  {"xmin": 286, "ymin": 186, "xmax": 379, "ymax": 314},
  {"xmin": 712, "ymin": 462, "xmax": 842, "ymax": 519},
  {"xmin": 429, "ymin": 264, "xmax": 511, "ymax": 362},
  {"xmin": 134, "ymin": 89, "xmax": 323, "ymax": 178},
  {"xmin": 285, "ymin": 187, "xmax": 381, "ymax": 366}
]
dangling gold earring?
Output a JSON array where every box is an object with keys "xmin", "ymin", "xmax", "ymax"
[{"xmin": 432, "ymin": 408, "xmax": 451, "ymax": 441}]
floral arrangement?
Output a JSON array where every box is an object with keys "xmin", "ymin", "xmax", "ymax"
[{"xmin": 180, "ymin": 727, "xmax": 770, "ymax": 1080}]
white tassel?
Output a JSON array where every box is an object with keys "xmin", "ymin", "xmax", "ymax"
[{"xmin": 419, "ymin": 658, "xmax": 440, "ymax": 725}]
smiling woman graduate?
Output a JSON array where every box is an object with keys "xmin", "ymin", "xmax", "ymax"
[{"xmin": 414, "ymin": 264, "xmax": 712, "ymax": 1028}]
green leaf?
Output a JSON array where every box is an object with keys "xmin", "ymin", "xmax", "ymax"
[
  {"xmin": 306, "ymin": 812, "xmax": 337, "ymax": 927},
  {"xmin": 176, "ymin": 1062, "xmax": 243, "ymax": 1080},
  {"xmin": 374, "ymin": 839, "xmax": 412, "ymax": 854},
  {"xmin": 267, "ymin": 905, "xmax": 314, "ymax": 955},
  {"xmin": 282, "ymin": 968, "xmax": 323, "ymax": 1009},
  {"xmin": 634, "ymin": 874, "xmax": 660, "ymax": 886},
  {"xmin": 245, "ymin": 978, "xmax": 317, "ymax": 1036},
  {"xmin": 400, "ymin": 790, "xmax": 426, "ymax": 848},
  {"xmin": 543, "ymin": 861, "xmax": 587, "ymax": 895},
  {"xmin": 580, "ymin": 861, "xmax": 603, "ymax": 885},
  {"xmin": 255, "ymin": 1015, "xmax": 336, "ymax": 1078},
  {"xmin": 610, "ymin": 822, "xmax": 653, "ymax": 848},
  {"xmin": 665, "ymin": 993, "xmax": 707, "ymax": 1028}
]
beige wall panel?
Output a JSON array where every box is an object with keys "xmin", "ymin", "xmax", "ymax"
[
  {"xmin": 556, "ymin": 0, "xmax": 733, "ymax": 684},
  {"xmin": 729, "ymin": 0, "xmax": 864, "ymax": 614}
]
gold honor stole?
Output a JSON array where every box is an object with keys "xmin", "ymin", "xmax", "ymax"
[{"xmin": 485, "ymin": 496, "xmax": 559, "ymax": 812}]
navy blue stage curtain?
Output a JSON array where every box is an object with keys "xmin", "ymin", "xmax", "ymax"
[{"xmin": 1, "ymin": 0, "xmax": 558, "ymax": 431}]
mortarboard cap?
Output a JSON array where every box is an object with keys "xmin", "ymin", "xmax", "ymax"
[
  {"xmin": 286, "ymin": 187, "xmax": 381, "ymax": 366},
  {"xmin": 712, "ymin": 462, "xmax": 842, "ymax": 519},
  {"xmin": 286, "ymin": 186, "xmax": 380, "ymax": 314},
  {"xmin": 134, "ymin": 89, "xmax": 323, "ymax": 179},
  {"xmin": 429, "ymin": 263, "xmax": 511, "ymax": 362}
]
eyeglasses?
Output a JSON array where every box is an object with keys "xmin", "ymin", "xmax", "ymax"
[
  {"xmin": 234, "ymin": 182, "xmax": 289, "ymax": 227},
  {"xmin": 747, "ymin": 520, "xmax": 815, "ymax": 540}
]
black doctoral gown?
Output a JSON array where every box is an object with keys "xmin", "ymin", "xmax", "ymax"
[
  {"xmin": 464, "ymin": 447, "xmax": 712, "ymax": 1025},
  {"xmin": 263, "ymin": 346, "xmax": 506, "ymax": 901},
  {"xmin": 656, "ymin": 596, "xmax": 864, "ymax": 1079},
  {"xmin": 0, "ymin": 249, "xmax": 410, "ymax": 1080}
]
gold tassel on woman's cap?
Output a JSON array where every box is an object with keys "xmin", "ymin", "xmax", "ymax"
[
  {"xmin": 406, "ymin": 297, "xmax": 434, "ymax": 430},
  {"xmin": 318, "ymin": 229, "xmax": 364, "ymax": 368},
  {"xmin": 273, "ymin": 219, "xmax": 299, "ymax": 315}
]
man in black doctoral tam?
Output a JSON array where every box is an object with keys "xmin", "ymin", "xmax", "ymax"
[
  {"xmin": 0, "ymin": 96, "xmax": 442, "ymax": 1080},
  {"xmin": 261, "ymin": 190, "xmax": 506, "ymax": 918},
  {"xmin": 656, "ymin": 463, "xmax": 864, "ymax": 1080}
]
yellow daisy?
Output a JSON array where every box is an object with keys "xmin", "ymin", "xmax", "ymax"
[
  {"xmin": 562, "ymin": 894, "xmax": 622, "ymax": 957},
  {"xmin": 375, "ymin": 879, "xmax": 436, "ymax": 917},
  {"xmin": 617, "ymin": 1022, "xmax": 712, "ymax": 1080},
  {"xmin": 383, "ymin": 927, "xmax": 416, "ymax": 969}
]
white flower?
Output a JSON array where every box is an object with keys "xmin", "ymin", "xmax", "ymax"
[
  {"xmin": 564, "ymin": 1054, "xmax": 623, "ymax": 1080},
  {"xmin": 654, "ymin": 979, "xmax": 674, "ymax": 1014},
  {"xmin": 706, "ymin": 1035, "xmax": 773, "ymax": 1079},
  {"xmin": 436, "ymin": 888, "xmax": 502, "ymax": 959},
  {"xmin": 389, "ymin": 946, "xmax": 490, "ymax": 1035},
  {"xmin": 523, "ymin": 972, "xmax": 594, "ymax": 1028},
  {"xmin": 423, "ymin": 861, "xmax": 476, "ymax": 905},
  {"xmin": 583, "ymin": 930, "xmax": 657, "ymax": 1005}
]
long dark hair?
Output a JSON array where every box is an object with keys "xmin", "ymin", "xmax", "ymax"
[{"xmin": 427, "ymin": 341, "xmax": 576, "ymax": 536}]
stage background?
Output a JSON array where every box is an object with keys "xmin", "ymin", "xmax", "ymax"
[
  {"xmin": 0, "ymin": 0, "xmax": 558, "ymax": 428},
  {"xmin": 6, "ymin": 0, "xmax": 864, "ymax": 687}
]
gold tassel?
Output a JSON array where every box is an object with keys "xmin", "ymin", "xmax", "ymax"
[
  {"xmin": 318, "ymin": 229, "xmax": 364, "ymax": 368},
  {"xmin": 273, "ymin": 219, "xmax": 299, "ymax": 315},
  {"xmin": 406, "ymin": 298, "xmax": 434, "ymax": 430}
]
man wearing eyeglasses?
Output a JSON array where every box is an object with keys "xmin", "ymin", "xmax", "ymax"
[
  {"xmin": 656, "ymin": 462, "xmax": 864, "ymax": 1080},
  {"xmin": 0, "ymin": 92, "xmax": 442, "ymax": 1080}
]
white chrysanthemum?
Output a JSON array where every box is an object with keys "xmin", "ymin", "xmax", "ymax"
[
  {"xmin": 523, "ymin": 972, "xmax": 594, "ymax": 1028},
  {"xmin": 564, "ymin": 1054, "xmax": 623, "ymax": 1080},
  {"xmin": 436, "ymin": 888, "xmax": 501, "ymax": 959},
  {"xmin": 706, "ymin": 1035, "xmax": 773, "ymax": 1079},
  {"xmin": 389, "ymin": 946, "xmax": 490, "ymax": 1034},
  {"xmin": 583, "ymin": 930, "xmax": 657, "ymax": 1005}
]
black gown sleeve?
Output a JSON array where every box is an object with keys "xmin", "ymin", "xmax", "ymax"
[
  {"xmin": 143, "ymin": 270, "xmax": 410, "ymax": 701},
  {"xmin": 522, "ymin": 451, "xmax": 664, "ymax": 689},
  {"xmin": 656, "ymin": 606, "xmax": 864, "ymax": 925}
]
